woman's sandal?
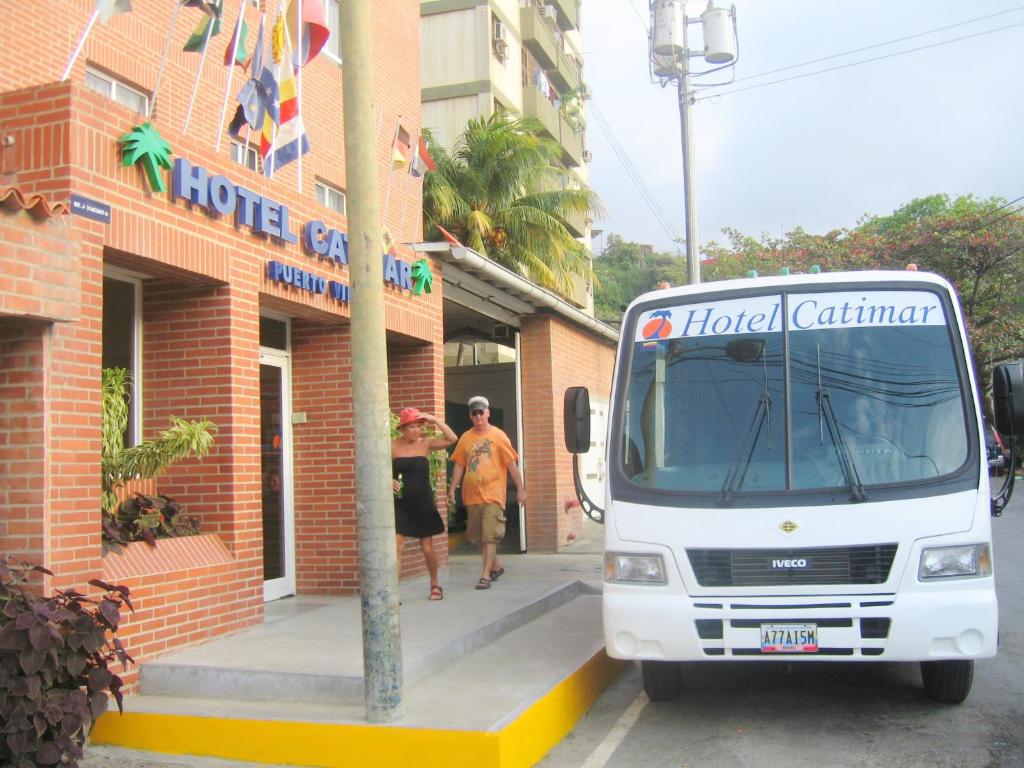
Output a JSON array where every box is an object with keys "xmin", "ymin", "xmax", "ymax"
[
  {"xmin": 489, "ymin": 567, "xmax": 505, "ymax": 582},
  {"xmin": 475, "ymin": 577, "xmax": 491, "ymax": 590},
  {"xmin": 429, "ymin": 585, "xmax": 444, "ymax": 601}
]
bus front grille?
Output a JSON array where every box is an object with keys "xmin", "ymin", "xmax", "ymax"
[{"xmin": 686, "ymin": 544, "xmax": 898, "ymax": 586}]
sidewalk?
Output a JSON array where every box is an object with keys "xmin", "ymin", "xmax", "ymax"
[{"xmin": 84, "ymin": 519, "xmax": 618, "ymax": 768}]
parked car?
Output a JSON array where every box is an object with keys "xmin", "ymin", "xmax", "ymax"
[{"xmin": 986, "ymin": 426, "xmax": 1007, "ymax": 475}]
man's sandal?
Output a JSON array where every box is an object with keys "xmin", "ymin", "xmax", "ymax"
[
  {"xmin": 475, "ymin": 577, "xmax": 491, "ymax": 590},
  {"xmin": 429, "ymin": 585, "xmax": 444, "ymax": 601},
  {"xmin": 489, "ymin": 567, "xmax": 505, "ymax": 582}
]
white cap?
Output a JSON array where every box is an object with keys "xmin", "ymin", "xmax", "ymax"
[{"xmin": 468, "ymin": 395, "xmax": 489, "ymax": 410}]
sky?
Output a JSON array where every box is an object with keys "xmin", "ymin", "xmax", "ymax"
[{"xmin": 582, "ymin": 0, "xmax": 1024, "ymax": 255}]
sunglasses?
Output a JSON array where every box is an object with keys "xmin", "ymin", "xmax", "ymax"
[{"xmin": 470, "ymin": 409, "xmax": 485, "ymax": 416}]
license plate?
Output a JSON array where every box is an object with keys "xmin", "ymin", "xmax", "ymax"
[{"xmin": 760, "ymin": 623, "xmax": 818, "ymax": 653}]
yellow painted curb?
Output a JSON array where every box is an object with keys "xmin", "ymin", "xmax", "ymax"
[{"xmin": 90, "ymin": 651, "xmax": 626, "ymax": 768}]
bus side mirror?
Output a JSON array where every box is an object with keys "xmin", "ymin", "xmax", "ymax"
[
  {"xmin": 993, "ymin": 361, "xmax": 1024, "ymax": 436},
  {"xmin": 564, "ymin": 387, "xmax": 591, "ymax": 454}
]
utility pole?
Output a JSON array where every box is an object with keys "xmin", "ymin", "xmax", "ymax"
[
  {"xmin": 677, "ymin": 22, "xmax": 699, "ymax": 286},
  {"xmin": 650, "ymin": 0, "xmax": 738, "ymax": 286},
  {"xmin": 339, "ymin": 0, "xmax": 404, "ymax": 723}
]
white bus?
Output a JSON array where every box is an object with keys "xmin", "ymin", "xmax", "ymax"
[{"xmin": 565, "ymin": 270, "xmax": 1024, "ymax": 704}]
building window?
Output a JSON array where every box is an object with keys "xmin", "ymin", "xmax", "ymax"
[
  {"xmin": 85, "ymin": 68, "xmax": 148, "ymax": 114},
  {"xmin": 324, "ymin": 0, "xmax": 342, "ymax": 61},
  {"xmin": 103, "ymin": 272, "xmax": 142, "ymax": 447},
  {"xmin": 315, "ymin": 180, "xmax": 346, "ymax": 216},
  {"xmin": 231, "ymin": 140, "xmax": 259, "ymax": 171}
]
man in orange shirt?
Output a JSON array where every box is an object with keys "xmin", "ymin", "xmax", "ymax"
[{"xmin": 448, "ymin": 396, "xmax": 527, "ymax": 589}]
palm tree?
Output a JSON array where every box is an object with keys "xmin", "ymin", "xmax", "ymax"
[{"xmin": 422, "ymin": 110, "xmax": 602, "ymax": 294}]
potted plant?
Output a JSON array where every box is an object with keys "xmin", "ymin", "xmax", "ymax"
[
  {"xmin": 0, "ymin": 561, "xmax": 133, "ymax": 767},
  {"xmin": 101, "ymin": 367, "xmax": 216, "ymax": 552}
]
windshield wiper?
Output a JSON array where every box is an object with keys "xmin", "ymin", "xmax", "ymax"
[
  {"xmin": 719, "ymin": 357, "xmax": 773, "ymax": 507},
  {"xmin": 815, "ymin": 346, "xmax": 867, "ymax": 502}
]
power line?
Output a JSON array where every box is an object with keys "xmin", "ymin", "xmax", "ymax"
[
  {"xmin": 588, "ymin": 98, "xmax": 683, "ymax": 246},
  {"xmin": 627, "ymin": 0, "xmax": 649, "ymax": 34},
  {"xmin": 733, "ymin": 7, "xmax": 1024, "ymax": 84},
  {"xmin": 694, "ymin": 21, "xmax": 1024, "ymax": 102}
]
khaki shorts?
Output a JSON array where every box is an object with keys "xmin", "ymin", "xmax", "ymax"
[{"xmin": 466, "ymin": 502, "xmax": 506, "ymax": 545}]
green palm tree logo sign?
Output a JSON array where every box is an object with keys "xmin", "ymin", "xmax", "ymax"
[
  {"xmin": 411, "ymin": 258, "xmax": 433, "ymax": 295},
  {"xmin": 119, "ymin": 123, "xmax": 173, "ymax": 193}
]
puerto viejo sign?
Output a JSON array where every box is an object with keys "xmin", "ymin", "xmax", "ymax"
[
  {"xmin": 636, "ymin": 291, "xmax": 946, "ymax": 342},
  {"xmin": 170, "ymin": 157, "xmax": 421, "ymax": 303}
]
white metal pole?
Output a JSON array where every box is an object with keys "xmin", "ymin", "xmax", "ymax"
[
  {"xmin": 678, "ymin": 15, "xmax": 700, "ymax": 285},
  {"xmin": 62, "ymin": 10, "xmax": 100, "ymax": 81}
]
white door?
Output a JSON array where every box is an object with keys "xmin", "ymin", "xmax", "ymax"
[{"xmin": 260, "ymin": 349, "xmax": 296, "ymax": 601}]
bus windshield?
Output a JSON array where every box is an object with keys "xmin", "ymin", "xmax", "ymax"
[{"xmin": 618, "ymin": 289, "xmax": 970, "ymax": 499}]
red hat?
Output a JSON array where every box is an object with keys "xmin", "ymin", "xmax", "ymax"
[{"xmin": 397, "ymin": 407, "xmax": 426, "ymax": 428}]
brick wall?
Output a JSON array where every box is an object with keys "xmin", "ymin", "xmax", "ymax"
[
  {"xmin": 0, "ymin": 205, "xmax": 80, "ymax": 322},
  {"xmin": 0, "ymin": 0, "xmax": 430, "ymax": 668},
  {"xmin": 520, "ymin": 314, "xmax": 615, "ymax": 551},
  {"xmin": 0, "ymin": 319, "xmax": 46, "ymax": 566}
]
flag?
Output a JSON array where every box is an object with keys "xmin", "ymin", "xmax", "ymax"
[
  {"xmin": 410, "ymin": 135, "xmax": 436, "ymax": 177},
  {"xmin": 437, "ymin": 225, "xmax": 463, "ymax": 248},
  {"xmin": 287, "ymin": 0, "xmax": 329, "ymax": 68},
  {"xmin": 392, "ymin": 124, "xmax": 411, "ymax": 170},
  {"xmin": 183, "ymin": 0, "xmax": 223, "ymax": 52},
  {"xmin": 95, "ymin": 0, "xmax": 132, "ymax": 23},
  {"xmin": 260, "ymin": 14, "xmax": 309, "ymax": 176},
  {"xmin": 229, "ymin": 14, "xmax": 273, "ymax": 136},
  {"xmin": 224, "ymin": 18, "xmax": 251, "ymax": 70}
]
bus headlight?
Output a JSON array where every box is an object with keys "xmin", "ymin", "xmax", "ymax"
[
  {"xmin": 919, "ymin": 544, "xmax": 992, "ymax": 580},
  {"xmin": 604, "ymin": 552, "xmax": 667, "ymax": 584}
]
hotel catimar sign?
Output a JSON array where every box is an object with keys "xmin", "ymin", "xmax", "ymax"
[
  {"xmin": 171, "ymin": 158, "xmax": 430, "ymax": 303},
  {"xmin": 117, "ymin": 123, "xmax": 431, "ymax": 304}
]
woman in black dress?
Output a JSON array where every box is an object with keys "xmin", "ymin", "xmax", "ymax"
[{"xmin": 392, "ymin": 407, "xmax": 457, "ymax": 600}]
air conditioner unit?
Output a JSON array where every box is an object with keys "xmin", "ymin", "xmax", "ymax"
[
  {"xmin": 493, "ymin": 19, "xmax": 507, "ymax": 41},
  {"xmin": 541, "ymin": 5, "xmax": 558, "ymax": 22},
  {"xmin": 581, "ymin": 149, "xmax": 592, "ymax": 163},
  {"xmin": 492, "ymin": 36, "xmax": 509, "ymax": 60}
]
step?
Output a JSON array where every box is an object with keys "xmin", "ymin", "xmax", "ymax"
[{"xmin": 140, "ymin": 579, "xmax": 599, "ymax": 705}]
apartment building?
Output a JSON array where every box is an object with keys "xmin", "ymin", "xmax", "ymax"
[{"xmin": 420, "ymin": 1, "xmax": 610, "ymax": 553}]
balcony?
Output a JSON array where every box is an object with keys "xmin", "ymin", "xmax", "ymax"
[
  {"xmin": 558, "ymin": 115, "xmax": 583, "ymax": 167},
  {"xmin": 549, "ymin": 49, "xmax": 581, "ymax": 93},
  {"xmin": 547, "ymin": 0, "xmax": 580, "ymax": 31},
  {"xmin": 520, "ymin": 6, "xmax": 558, "ymax": 71},
  {"xmin": 522, "ymin": 84, "xmax": 561, "ymax": 141}
]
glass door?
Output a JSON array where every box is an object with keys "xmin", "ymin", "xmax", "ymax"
[{"xmin": 260, "ymin": 350, "xmax": 295, "ymax": 601}]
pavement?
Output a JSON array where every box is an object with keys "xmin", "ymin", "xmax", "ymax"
[{"xmin": 83, "ymin": 518, "xmax": 620, "ymax": 768}]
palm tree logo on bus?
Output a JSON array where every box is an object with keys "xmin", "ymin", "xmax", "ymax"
[{"xmin": 642, "ymin": 310, "xmax": 673, "ymax": 340}]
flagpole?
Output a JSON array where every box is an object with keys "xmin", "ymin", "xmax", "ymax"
[
  {"xmin": 183, "ymin": 9, "xmax": 218, "ymax": 136},
  {"xmin": 290, "ymin": 0, "xmax": 303, "ymax": 192},
  {"xmin": 62, "ymin": 10, "xmax": 100, "ymax": 81},
  {"xmin": 150, "ymin": 2, "xmax": 184, "ymax": 118},
  {"xmin": 216, "ymin": 0, "xmax": 247, "ymax": 152},
  {"xmin": 241, "ymin": 12, "xmax": 265, "ymax": 170}
]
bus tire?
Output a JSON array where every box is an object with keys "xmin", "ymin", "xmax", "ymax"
[
  {"xmin": 920, "ymin": 660, "xmax": 974, "ymax": 704},
  {"xmin": 641, "ymin": 660, "xmax": 682, "ymax": 702}
]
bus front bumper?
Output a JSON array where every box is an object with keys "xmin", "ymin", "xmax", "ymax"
[{"xmin": 603, "ymin": 585, "xmax": 998, "ymax": 662}]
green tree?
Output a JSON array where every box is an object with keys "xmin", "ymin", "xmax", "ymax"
[
  {"xmin": 593, "ymin": 235, "xmax": 686, "ymax": 323},
  {"xmin": 700, "ymin": 195, "xmax": 1024, "ymax": 388},
  {"xmin": 422, "ymin": 111, "xmax": 601, "ymax": 294}
]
